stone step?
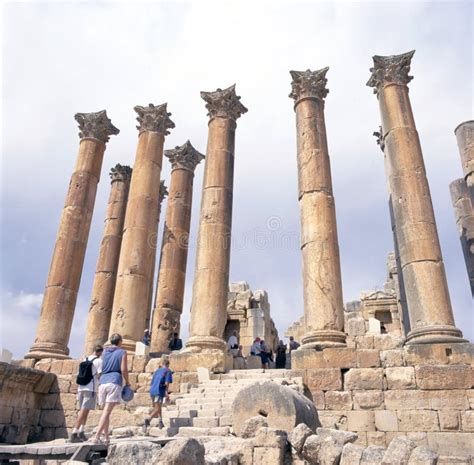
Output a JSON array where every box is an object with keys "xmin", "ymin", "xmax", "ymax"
[
  {"xmin": 177, "ymin": 426, "xmax": 231, "ymax": 437},
  {"xmin": 192, "ymin": 416, "xmax": 220, "ymax": 428}
]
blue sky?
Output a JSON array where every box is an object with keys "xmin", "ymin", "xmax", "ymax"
[{"xmin": 1, "ymin": 1, "xmax": 472, "ymax": 359}]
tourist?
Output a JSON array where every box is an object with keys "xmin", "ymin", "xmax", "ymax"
[
  {"xmin": 260, "ymin": 339, "xmax": 270, "ymax": 369},
  {"xmin": 250, "ymin": 337, "xmax": 261, "ymax": 356},
  {"xmin": 288, "ymin": 336, "xmax": 300, "ymax": 352},
  {"xmin": 168, "ymin": 332, "xmax": 183, "ymax": 351},
  {"xmin": 227, "ymin": 330, "xmax": 239, "ymax": 357},
  {"xmin": 70, "ymin": 345, "xmax": 103, "ymax": 442},
  {"xmin": 275, "ymin": 340, "xmax": 287, "ymax": 369},
  {"xmin": 143, "ymin": 358, "xmax": 173, "ymax": 432},
  {"xmin": 142, "ymin": 329, "xmax": 151, "ymax": 346},
  {"xmin": 92, "ymin": 333, "xmax": 129, "ymax": 444}
]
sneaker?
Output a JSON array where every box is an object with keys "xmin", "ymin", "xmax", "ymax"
[
  {"xmin": 69, "ymin": 432, "xmax": 81, "ymax": 443},
  {"xmin": 143, "ymin": 418, "xmax": 151, "ymax": 434},
  {"xmin": 158, "ymin": 419, "xmax": 164, "ymax": 429},
  {"xmin": 78, "ymin": 431, "xmax": 88, "ymax": 442}
]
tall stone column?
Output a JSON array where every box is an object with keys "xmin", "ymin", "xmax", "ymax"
[
  {"xmin": 84, "ymin": 164, "xmax": 132, "ymax": 355},
  {"xmin": 289, "ymin": 68, "xmax": 346, "ymax": 348},
  {"xmin": 171, "ymin": 85, "xmax": 247, "ymax": 372},
  {"xmin": 109, "ymin": 104, "xmax": 174, "ymax": 352},
  {"xmin": 367, "ymin": 51, "xmax": 465, "ymax": 344},
  {"xmin": 150, "ymin": 141, "xmax": 204, "ymax": 354},
  {"xmin": 26, "ymin": 111, "xmax": 119, "ymax": 360},
  {"xmin": 455, "ymin": 121, "xmax": 474, "ymax": 202},
  {"xmin": 450, "ymin": 178, "xmax": 474, "ymax": 295}
]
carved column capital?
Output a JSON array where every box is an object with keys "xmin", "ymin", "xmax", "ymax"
[
  {"xmin": 200, "ymin": 84, "xmax": 247, "ymax": 121},
  {"xmin": 367, "ymin": 50, "xmax": 415, "ymax": 95},
  {"xmin": 165, "ymin": 140, "xmax": 205, "ymax": 173},
  {"xmin": 159, "ymin": 180, "xmax": 168, "ymax": 204},
  {"xmin": 109, "ymin": 163, "xmax": 132, "ymax": 183},
  {"xmin": 289, "ymin": 67, "xmax": 329, "ymax": 104},
  {"xmin": 373, "ymin": 126, "xmax": 385, "ymax": 152},
  {"xmin": 134, "ymin": 103, "xmax": 175, "ymax": 135},
  {"xmin": 74, "ymin": 110, "xmax": 119, "ymax": 143}
]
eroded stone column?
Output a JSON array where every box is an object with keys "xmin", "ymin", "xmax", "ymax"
[
  {"xmin": 150, "ymin": 141, "xmax": 204, "ymax": 354},
  {"xmin": 26, "ymin": 111, "xmax": 119, "ymax": 360},
  {"xmin": 84, "ymin": 164, "xmax": 132, "ymax": 355},
  {"xmin": 289, "ymin": 68, "xmax": 346, "ymax": 348},
  {"xmin": 450, "ymin": 178, "xmax": 474, "ymax": 295},
  {"xmin": 367, "ymin": 51, "xmax": 465, "ymax": 344},
  {"xmin": 109, "ymin": 104, "xmax": 174, "ymax": 352},
  {"xmin": 174, "ymin": 85, "xmax": 247, "ymax": 369},
  {"xmin": 455, "ymin": 121, "xmax": 474, "ymax": 202}
]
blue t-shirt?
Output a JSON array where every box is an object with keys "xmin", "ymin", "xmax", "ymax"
[
  {"xmin": 100, "ymin": 346, "xmax": 125, "ymax": 386},
  {"xmin": 150, "ymin": 367, "xmax": 173, "ymax": 397}
]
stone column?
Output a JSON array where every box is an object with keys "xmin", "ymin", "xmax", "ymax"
[
  {"xmin": 455, "ymin": 121, "xmax": 474, "ymax": 202},
  {"xmin": 289, "ymin": 68, "xmax": 346, "ymax": 348},
  {"xmin": 145, "ymin": 180, "xmax": 168, "ymax": 331},
  {"xmin": 150, "ymin": 141, "xmax": 204, "ymax": 354},
  {"xmin": 109, "ymin": 104, "xmax": 174, "ymax": 352},
  {"xmin": 171, "ymin": 85, "xmax": 247, "ymax": 372},
  {"xmin": 26, "ymin": 111, "xmax": 119, "ymax": 360},
  {"xmin": 84, "ymin": 164, "xmax": 132, "ymax": 355},
  {"xmin": 450, "ymin": 178, "xmax": 474, "ymax": 295},
  {"xmin": 367, "ymin": 51, "xmax": 465, "ymax": 344}
]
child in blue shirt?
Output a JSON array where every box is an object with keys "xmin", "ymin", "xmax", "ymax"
[{"xmin": 143, "ymin": 359, "xmax": 173, "ymax": 431}]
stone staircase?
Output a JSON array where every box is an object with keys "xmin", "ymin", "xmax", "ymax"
[{"xmin": 112, "ymin": 369, "xmax": 303, "ymax": 439}]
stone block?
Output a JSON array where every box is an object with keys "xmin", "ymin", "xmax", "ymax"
[
  {"xmin": 347, "ymin": 317, "xmax": 367, "ymax": 337},
  {"xmin": 415, "ymin": 365, "xmax": 472, "ymax": 390},
  {"xmin": 318, "ymin": 411, "xmax": 349, "ymax": 430},
  {"xmin": 406, "ymin": 432, "xmax": 428, "ymax": 447},
  {"xmin": 309, "ymin": 390, "xmax": 325, "ymax": 409},
  {"xmin": 466, "ymin": 389, "xmax": 474, "ymax": 409},
  {"xmin": 426, "ymin": 432, "xmax": 474, "ymax": 457},
  {"xmin": 240, "ymin": 416, "xmax": 268, "ymax": 438},
  {"xmin": 384, "ymin": 391, "xmax": 431, "ymax": 410},
  {"xmin": 253, "ymin": 427, "xmax": 287, "ymax": 449},
  {"xmin": 49, "ymin": 360, "xmax": 64, "ymax": 375},
  {"xmin": 375, "ymin": 410, "xmax": 398, "ymax": 432},
  {"xmin": 354, "ymin": 431, "xmax": 368, "ymax": 446},
  {"xmin": 145, "ymin": 357, "xmax": 162, "ymax": 373},
  {"xmin": 288, "ymin": 423, "xmax": 314, "ymax": 453},
  {"xmin": 382, "ymin": 436, "xmax": 416, "ymax": 465},
  {"xmin": 291, "ymin": 350, "xmax": 327, "ymax": 369},
  {"xmin": 356, "ymin": 335, "xmax": 375, "ymax": 349},
  {"xmin": 132, "ymin": 355, "xmax": 148, "ymax": 373},
  {"xmin": 340, "ymin": 443, "xmax": 365, "ymax": 465},
  {"xmin": 169, "ymin": 351, "xmax": 233, "ymax": 373},
  {"xmin": 461, "ymin": 411, "xmax": 474, "ymax": 431},
  {"xmin": 135, "ymin": 342, "xmax": 150, "ymax": 357},
  {"xmin": 404, "ymin": 344, "xmax": 450, "ymax": 366},
  {"xmin": 253, "ymin": 446, "xmax": 283, "ymax": 465},
  {"xmin": 323, "ymin": 348, "xmax": 357, "ymax": 368},
  {"xmin": 0, "ymin": 406, "xmax": 13, "ymax": 423},
  {"xmin": 344, "ymin": 368, "xmax": 384, "ymax": 390},
  {"xmin": 381, "ymin": 350, "xmax": 404, "ymax": 368},
  {"xmin": 40, "ymin": 410, "xmax": 66, "ymax": 428},
  {"xmin": 57, "ymin": 393, "xmax": 77, "ymax": 410},
  {"xmin": 306, "ymin": 368, "xmax": 342, "ymax": 391},
  {"xmin": 386, "ymin": 367, "xmax": 416, "ymax": 389},
  {"xmin": 360, "ymin": 445, "xmax": 386, "ymax": 464},
  {"xmin": 357, "ymin": 350, "xmax": 381, "ymax": 368},
  {"xmin": 397, "ymin": 410, "xmax": 439, "ymax": 432},
  {"xmin": 430, "ymin": 389, "xmax": 469, "ymax": 410},
  {"xmin": 439, "ymin": 410, "xmax": 460, "ymax": 431},
  {"xmin": 192, "ymin": 416, "xmax": 219, "ymax": 428},
  {"xmin": 325, "ymin": 391, "xmax": 352, "ymax": 410},
  {"xmin": 347, "ymin": 411, "xmax": 375, "ymax": 432},
  {"xmin": 407, "ymin": 446, "xmax": 438, "ymax": 465},
  {"xmin": 60, "ymin": 360, "xmax": 80, "ymax": 375},
  {"xmin": 353, "ymin": 391, "xmax": 384, "ymax": 410},
  {"xmin": 33, "ymin": 372, "xmax": 57, "ymax": 394},
  {"xmin": 368, "ymin": 318, "xmax": 381, "ymax": 334},
  {"xmin": 34, "ymin": 359, "xmax": 52, "ymax": 372},
  {"xmin": 374, "ymin": 334, "xmax": 404, "ymax": 350},
  {"xmin": 367, "ymin": 431, "xmax": 386, "ymax": 447}
]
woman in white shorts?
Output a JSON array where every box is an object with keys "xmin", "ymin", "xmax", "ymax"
[{"xmin": 92, "ymin": 333, "xmax": 129, "ymax": 444}]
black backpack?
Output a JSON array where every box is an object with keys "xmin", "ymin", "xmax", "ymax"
[{"xmin": 76, "ymin": 357, "xmax": 98, "ymax": 386}]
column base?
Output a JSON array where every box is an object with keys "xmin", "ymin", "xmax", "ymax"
[
  {"xmin": 185, "ymin": 335, "xmax": 227, "ymax": 352},
  {"xmin": 406, "ymin": 325, "xmax": 468, "ymax": 345},
  {"xmin": 119, "ymin": 338, "xmax": 139, "ymax": 353},
  {"xmin": 169, "ymin": 348, "xmax": 233, "ymax": 373},
  {"xmin": 301, "ymin": 329, "xmax": 346, "ymax": 349},
  {"xmin": 25, "ymin": 342, "xmax": 70, "ymax": 361}
]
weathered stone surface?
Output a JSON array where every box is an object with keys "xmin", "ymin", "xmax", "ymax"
[
  {"xmin": 323, "ymin": 348, "xmax": 357, "ymax": 368},
  {"xmin": 397, "ymin": 411, "xmax": 439, "ymax": 432},
  {"xmin": 357, "ymin": 350, "xmax": 381, "ymax": 368},
  {"xmin": 347, "ymin": 411, "xmax": 376, "ymax": 432},
  {"xmin": 107, "ymin": 440, "xmax": 163, "ymax": 465},
  {"xmin": 253, "ymin": 427, "xmax": 287, "ymax": 449},
  {"xmin": 460, "ymin": 411, "xmax": 474, "ymax": 431},
  {"xmin": 240, "ymin": 415, "xmax": 268, "ymax": 438},
  {"xmin": 232, "ymin": 381, "xmax": 318, "ymax": 435},
  {"xmin": 288, "ymin": 423, "xmax": 314, "ymax": 453},
  {"xmin": 360, "ymin": 445, "xmax": 386, "ymax": 464},
  {"xmin": 353, "ymin": 391, "xmax": 384, "ymax": 410},
  {"xmin": 344, "ymin": 368, "xmax": 384, "ymax": 390},
  {"xmin": 325, "ymin": 391, "xmax": 352, "ymax": 410},
  {"xmin": 428, "ymin": 390, "xmax": 468, "ymax": 410},
  {"xmin": 426, "ymin": 432, "xmax": 474, "ymax": 457},
  {"xmin": 340, "ymin": 443, "xmax": 365, "ymax": 465},
  {"xmin": 381, "ymin": 350, "xmax": 404, "ymax": 368},
  {"xmin": 439, "ymin": 411, "xmax": 460, "ymax": 431},
  {"xmin": 302, "ymin": 434, "xmax": 323, "ymax": 464},
  {"xmin": 415, "ymin": 366, "xmax": 472, "ymax": 390},
  {"xmin": 386, "ymin": 367, "xmax": 416, "ymax": 389},
  {"xmin": 306, "ymin": 369, "xmax": 342, "ymax": 390},
  {"xmin": 169, "ymin": 351, "xmax": 233, "ymax": 374},
  {"xmin": 382, "ymin": 436, "xmax": 416, "ymax": 465},
  {"xmin": 384, "ymin": 391, "xmax": 431, "ymax": 410},
  {"xmin": 160, "ymin": 437, "xmax": 205, "ymax": 465},
  {"xmin": 374, "ymin": 334, "xmax": 404, "ymax": 351},
  {"xmin": 347, "ymin": 317, "xmax": 366, "ymax": 337},
  {"xmin": 316, "ymin": 427, "xmax": 358, "ymax": 446},
  {"xmin": 375, "ymin": 410, "xmax": 399, "ymax": 432},
  {"xmin": 407, "ymin": 446, "xmax": 438, "ymax": 465},
  {"xmin": 318, "ymin": 411, "xmax": 349, "ymax": 430},
  {"xmin": 367, "ymin": 431, "xmax": 386, "ymax": 447}
]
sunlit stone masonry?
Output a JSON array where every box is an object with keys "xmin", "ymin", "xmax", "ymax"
[
  {"xmin": 150, "ymin": 141, "xmax": 204, "ymax": 354},
  {"xmin": 26, "ymin": 111, "xmax": 119, "ymax": 360},
  {"xmin": 171, "ymin": 85, "xmax": 247, "ymax": 372},
  {"xmin": 289, "ymin": 68, "xmax": 346, "ymax": 354},
  {"xmin": 367, "ymin": 51, "xmax": 465, "ymax": 344},
  {"xmin": 83, "ymin": 164, "xmax": 132, "ymax": 355},
  {"xmin": 455, "ymin": 120, "xmax": 474, "ymax": 202},
  {"xmin": 109, "ymin": 104, "xmax": 174, "ymax": 352}
]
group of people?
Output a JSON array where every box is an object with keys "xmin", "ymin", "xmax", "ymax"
[
  {"xmin": 142, "ymin": 329, "xmax": 183, "ymax": 352},
  {"xmin": 70, "ymin": 333, "xmax": 174, "ymax": 445}
]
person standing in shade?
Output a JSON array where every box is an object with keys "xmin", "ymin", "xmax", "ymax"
[
  {"xmin": 288, "ymin": 336, "xmax": 300, "ymax": 352},
  {"xmin": 260, "ymin": 339, "xmax": 270, "ymax": 369},
  {"xmin": 142, "ymin": 329, "xmax": 151, "ymax": 346},
  {"xmin": 275, "ymin": 340, "xmax": 287, "ymax": 369},
  {"xmin": 227, "ymin": 330, "xmax": 239, "ymax": 357},
  {"xmin": 92, "ymin": 333, "xmax": 129, "ymax": 444},
  {"xmin": 168, "ymin": 332, "xmax": 183, "ymax": 351},
  {"xmin": 70, "ymin": 345, "xmax": 103, "ymax": 442}
]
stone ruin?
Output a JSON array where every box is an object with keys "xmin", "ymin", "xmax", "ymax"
[{"xmin": 0, "ymin": 51, "xmax": 473, "ymax": 464}]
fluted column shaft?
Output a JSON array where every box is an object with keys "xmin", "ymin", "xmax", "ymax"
[
  {"xmin": 368, "ymin": 51, "xmax": 464, "ymax": 344},
  {"xmin": 151, "ymin": 142, "xmax": 204, "ymax": 354},
  {"xmin": 26, "ymin": 111, "xmax": 119, "ymax": 360},
  {"xmin": 290, "ymin": 68, "xmax": 345, "ymax": 348},
  {"xmin": 84, "ymin": 164, "xmax": 131, "ymax": 355},
  {"xmin": 109, "ymin": 103, "xmax": 174, "ymax": 352}
]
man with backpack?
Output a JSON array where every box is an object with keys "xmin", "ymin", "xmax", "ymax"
[
  {"xmin": 143, "ymin": 358, "xmax": 173, "ymax": 431},
  {"xmin": 70, "ymin": 345, "xmax": 103, "ymax": 442}
]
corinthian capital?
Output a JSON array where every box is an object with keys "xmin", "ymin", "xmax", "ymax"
[
  {"xmin": 74, "ymin": 110, "xmax": 119, "ymax": 143},
  {"xmin": 134, "ymin": 103, "xmax": 175, "ymax": 135},
  {"xmin": 159, "ymin": 180, "xmax": 168, "ymax": 204},
  {"xmin": 165, "ymin": 140, "xmax": 205, "ymax": 173},
  {"xmin": 200, "ymin": 84, "xmax": 248, "ymax": 121},
  {"xmin": 109, "ymin": 163, "xmax": 132, "ymax": 183},
  {"xmin": 367, "ymin": 50, "xmax": 415, "ymax": 94},
  {"xmin": 289, "ymin": 67, "xmax": 329, "ymax": 103}
]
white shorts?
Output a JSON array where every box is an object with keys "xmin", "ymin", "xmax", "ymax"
[
  {"xmin": 98, "ymin": 383, "xmax": 122, "ymax": 405},
  {"xmin": 77, "ymin": 391, "xmax": 96, "ymax": 410}
]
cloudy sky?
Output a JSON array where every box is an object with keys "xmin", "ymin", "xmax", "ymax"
[{"xmin": 1, "ymin": 1, "xmax": 472, "ymax": 359}]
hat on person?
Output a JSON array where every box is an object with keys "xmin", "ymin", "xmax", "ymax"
[{"xmin": 122, "ymin": 385, "xmax": 134, "ymax": 402}]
